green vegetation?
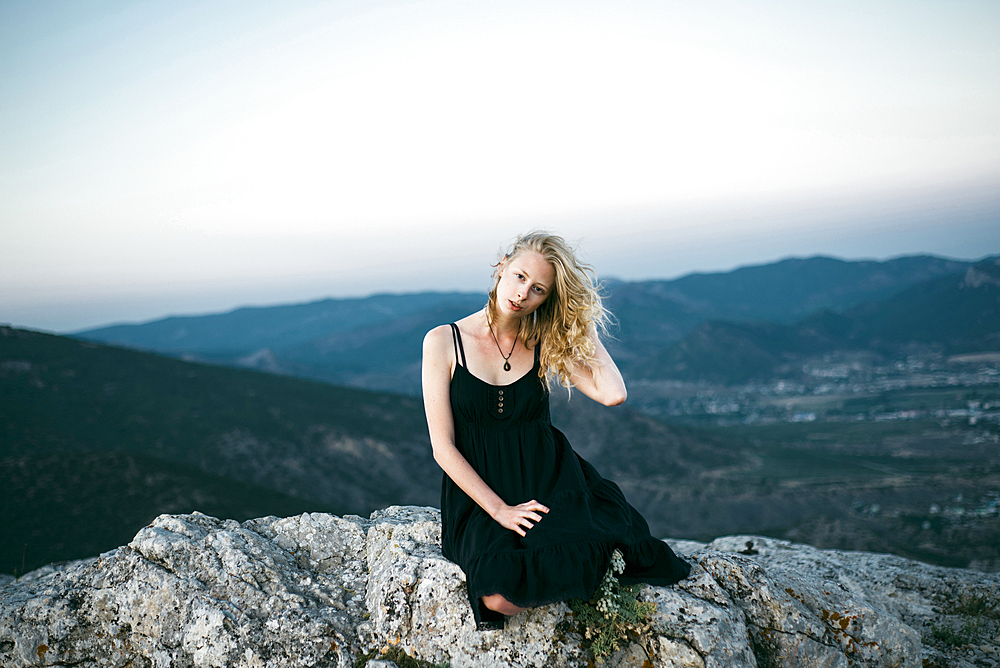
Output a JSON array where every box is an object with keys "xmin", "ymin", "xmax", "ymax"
[
  {"xmin": 354, "ymin": 646, "xmax": 448, "ymax": 668},
  {"xmin": 569, "ymin": 550, "xmax": 656, "ymax": 662},
  {"xmin": 928, "ymin": 585, "xmax": 1000, "ymax": 648},
  {"xmin": 942, "ymin": 588, "xmax": 1000, "ymax": 619},
  {"xmin": 927, "ymin": 606, "xmax": 990, "ymax": 649}
]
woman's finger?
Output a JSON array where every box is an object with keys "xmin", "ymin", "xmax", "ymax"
[
  {"xmin": 497, "ymin": 501, "xmax": 551, "ymax": 535},
  {"xmin": 524, "ymin": 500, "xmax": 550, "ymax": 514}
]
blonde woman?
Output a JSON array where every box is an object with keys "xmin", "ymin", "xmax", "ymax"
[{"xmin": 422, "ymin": 231, "xmax": 690, "ymax": 630}]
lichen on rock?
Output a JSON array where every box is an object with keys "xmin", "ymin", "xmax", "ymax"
[{"xmin": 2, "ymin": 507, "xmax": 994, "ymax": 667}]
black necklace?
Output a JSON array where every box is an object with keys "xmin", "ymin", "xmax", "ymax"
[{"xmin": 489, "ymin": 319, "xmax": 521, "ymax": 371}]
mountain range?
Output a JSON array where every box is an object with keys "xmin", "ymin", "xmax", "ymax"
[
  {"xmin": 652, "ymin": 258, "xmax": 1000, "ymax": 383},
  {"xmin": 74, "ymin": 254, "xmax": 990, "ymax": 389},
  {"xmin": 5, "ymin": 252, "xmax": 998, "ymax": 574}
]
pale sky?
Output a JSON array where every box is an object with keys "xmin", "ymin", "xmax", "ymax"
[{"xmin": 2, "ymin": 0, "xmax": 998, "ymax": 332}]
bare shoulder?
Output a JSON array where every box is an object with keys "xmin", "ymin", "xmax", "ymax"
[
  {"xmin": 423, "ymin": 324, "xmax": 458, "ymax": 385},
  {"xmin": 423, "ymin": 324, "xmax": 454, "ymax": 352},
  {"xmin": 425, "ymin": 323, "xmax": 454, "ymax": 339}
]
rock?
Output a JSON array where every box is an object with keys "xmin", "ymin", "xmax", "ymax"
[
  {"xmin": 702, "ymin": 535, "xmax": 1000, "ymax": 668},
  {"xmin": 2, "ymin": 507, "xmax": 994, "ymax": 667},
  {"xmin": 1, "ymin": 512, "xmax": 369, "ymax": 668}
]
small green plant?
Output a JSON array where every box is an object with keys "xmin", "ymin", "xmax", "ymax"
[
  {"xmin": 942, "ymin": 588, "xmax": 1000, "ymax": 619},
  {"xmin": 569, "ymin": 549, "xmax": 656, "ymax": 662},
  {"xmin": 925, "ymin": 585, "xmax": 998, "ymax": 649},
  {"xmin": 927, "ymin": 617, "xmax": 982, "ymax": 648},
  {"xmin": 354, "ymin": 646, "xmax": 448, "ymax": 668}
]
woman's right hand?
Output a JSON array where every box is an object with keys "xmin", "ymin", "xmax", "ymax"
[{"xmin": 493, "ymin": 500, "xmax": 550, "ymax": 537}]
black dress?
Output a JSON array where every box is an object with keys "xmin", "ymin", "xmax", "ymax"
[{"xmin": 440, "ymin": 324, "xmax": 691, "ymax": 628}]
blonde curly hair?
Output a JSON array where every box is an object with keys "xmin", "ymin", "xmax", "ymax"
[{"xmin": 487, "ymin": 231, "xmax": 611, "ymax": 391}]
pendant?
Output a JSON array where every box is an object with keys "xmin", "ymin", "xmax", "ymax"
[{"xmin": 503, "ymin": 361, "xmax": 511, "ymax": 372}]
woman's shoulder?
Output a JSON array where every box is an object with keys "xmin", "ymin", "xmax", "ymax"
[
  {"xmin": 424, "ymin": 312, "xmax": 479, "ymax": 350},
  {"xmin": 423, "ymin": 323, "xmax": 454, "ymax": 349}
]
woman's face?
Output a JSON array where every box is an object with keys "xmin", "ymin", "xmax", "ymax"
[{"xmin": 496, "ymin": 250, "xmax": 555, "ymax": 318}]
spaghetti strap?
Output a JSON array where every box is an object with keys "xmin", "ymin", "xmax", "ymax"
[{"xmin": 449, "ymin": 323, "xmax": 467, "ymax": 368}]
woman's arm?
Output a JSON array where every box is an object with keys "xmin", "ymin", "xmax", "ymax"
[
  {"xmin": 566, "ymin": 328, "xmax": 627, "ymax": 407},
  {"xmin": 422, "ymin": 325, "xmax": 548, "ymax": 536}
]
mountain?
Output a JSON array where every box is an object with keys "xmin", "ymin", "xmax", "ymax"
[
  {"xmin": 73, "ymin": 254, "xmax": 972, "ymax": 392},
  {"xmin": 273, "ymin": 300, "xmax": 487, "ymax": 392},
  {"xmin": 76, "ymin": 292, "xmax": 486, "ymax": 357},
  {"xmin": 837, "ymin": 258, "xmax": 1000, "ymax": 352},
  {"xmin": 627, "ymin": 253, "xmax": 971, "ymax": 323},
  {"xmin": 0, "ymin": 451, "xmax": 333, "ymax": 576},
  {"xmin": 653, "ymin": 256, "xmax": 1000, "ymax": 383},
  {"xmin": 0, "ymin": 325, "xmax": 440, "ymax": 521}
]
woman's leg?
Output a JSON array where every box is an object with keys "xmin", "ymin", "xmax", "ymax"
[{"xmin": 481, "ymin": 594, "xmax": 526, "ymax": 616}]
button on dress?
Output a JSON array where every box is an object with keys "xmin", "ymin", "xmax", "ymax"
[{"xmin": 440, "ymin": 324, "xmax": 691, "ymax": 627}]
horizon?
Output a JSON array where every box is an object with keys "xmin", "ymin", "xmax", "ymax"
[
  {"xmin": 3, "ymin": 1, "xmax": 998, "ymax": 333},
  {"xmin": 7, "ymin": 247, "xmax": 993, "ymax": 335}
]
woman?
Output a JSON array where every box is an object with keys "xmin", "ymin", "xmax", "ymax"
[{"xmin": 422, "ymin": 231, "xmax": 690, "ymax": 630}]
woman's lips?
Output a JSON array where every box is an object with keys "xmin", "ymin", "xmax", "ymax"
[{"xmin": 509, "ymin": 299, "xmax": 522, "ymax": 311}]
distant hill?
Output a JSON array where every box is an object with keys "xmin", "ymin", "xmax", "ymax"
[
  {"xmin": 0, "ymin": 451, "xmax": 335, "ymax": 576},
  {"xmin": 838, "ymin": 258, "xmax": 1000, "ymax": 351},
  {"xmin": 74, "ymin": 254, "xmax": 972, "ymax": 392},
  {"xmin": 0, "ymin": 326, "xmax": 440, "ymax": 515},
  {"xmin": 77, "ymin": 292, "xmax": 486, "ymax": 357},
  {"xmin": 0, "ymin": 325, "xmax": 439, "ymax": 571},
  {"xmin": 626, "ymin": 254, "xmax": 971, "ymax": 323},
  {"xmin": 652, "ymin": 257, "xmax": 1000, "ymax": 383}
]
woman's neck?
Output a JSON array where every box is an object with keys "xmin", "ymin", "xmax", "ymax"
[{"xmin": 485, "ymin": 308, "xmax": 521, "ymax": 340}]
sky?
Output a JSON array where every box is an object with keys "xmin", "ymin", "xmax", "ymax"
[{"xmin": 2, "ymin": 0, "xmax": 998, "ymax": 333}]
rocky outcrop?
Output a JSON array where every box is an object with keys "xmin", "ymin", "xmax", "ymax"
[{"xmin": 1, "ymin": 506, "xmax": 997, "ymax": 667}]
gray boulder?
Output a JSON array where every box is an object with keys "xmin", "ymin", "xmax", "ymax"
[{"xmin": 0, "ymin": 506, "xmax": 993, "ymax": 667}]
